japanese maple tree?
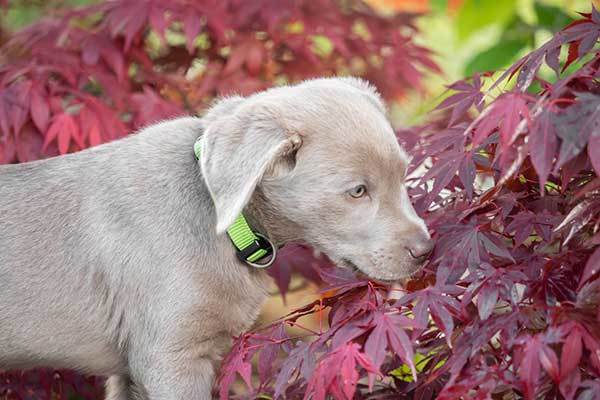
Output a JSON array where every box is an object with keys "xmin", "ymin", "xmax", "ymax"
[{"xmin": 218, "ymin": 8, "xmax": 600, "ymax": 400}]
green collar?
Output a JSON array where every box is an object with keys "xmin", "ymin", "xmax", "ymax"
[{"xmin": 194, "ymin": 139, "xmax": 276, "ymax": 268}]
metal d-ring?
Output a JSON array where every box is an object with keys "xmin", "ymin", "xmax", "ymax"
[{"xmin": 244, "ymin": 233, "xmax": 277, "ymax": 269}]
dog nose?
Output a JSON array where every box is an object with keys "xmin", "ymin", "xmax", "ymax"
[{"xmin": 407, "ymin": 238, "xmax": 434, "ymax": 260}]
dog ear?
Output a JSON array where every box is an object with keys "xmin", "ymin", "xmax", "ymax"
[{"xmin": 200, "ymin": 97, "xmax": 302, "ymax": 234}]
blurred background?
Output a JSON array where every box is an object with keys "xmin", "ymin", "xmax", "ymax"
[
  {"xmin": 2, "ymin": 0, "xmax": 595, "ymax": 126},
  {"xmin": 0, "ymin": 0, "xmax": 596, "ymax": 398}
]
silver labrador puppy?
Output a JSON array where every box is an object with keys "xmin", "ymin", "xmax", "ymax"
[{"xmin": 0, "ymin": 77, "xmax": 433, "ymax": 399}]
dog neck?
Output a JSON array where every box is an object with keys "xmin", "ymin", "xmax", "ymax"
[
  {"xmin": 244, "ymin": 189, "xmax": 304, "ymax": 247},
  {"xmin": 195, "ymin": 138, "xmax": 278, "ymax": 268}
]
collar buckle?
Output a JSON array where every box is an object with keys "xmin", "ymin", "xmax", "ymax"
[{"xmin": 236, "ymin": 233, "xmax": 277, "ymax": 268}]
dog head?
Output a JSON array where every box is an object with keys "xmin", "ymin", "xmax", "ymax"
[{"xmin": 200, "ymin": 77, "xmax": 433, "ymax": 282}]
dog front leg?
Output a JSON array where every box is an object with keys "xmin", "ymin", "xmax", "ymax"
[
  {"xmin": 105, "ymin": 375, "xmax": 129, "ymax": 400},
  {"xmin": 105, "ymin": 375, "xmax": 147, "ymax": 400},
  {"xmin": 130, "ymin": 350, "xmax": 216, "ymax": 400}
]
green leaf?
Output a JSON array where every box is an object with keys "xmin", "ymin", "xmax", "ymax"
[
  {"xmin": 311, "ymin": 35, "xmax": 333, "ymax": 58},
  {"xmin": 388, "ymin": 352, "xmax": 445, "ymax": 382},
  {"xmin": 389, "ymin": 364, "xmax": 414, "ymax": 382},
  {"xmin": 5, "ymin": 6, "xmax": 43, "ymax": 30},
  {"xmin": 3, "ymin": 0, "xmax": 97, "ymax": 30},
  {"xmin": 534, "ymin": 2, "xmax": 573, "ymax": 31},
  {"xmin": 465, "ymin": 39, "xmax": 528, "ymax": 75},
  {"xmin": 456, "ymin": 0, "xmax": 518, "ymax": 41},
  {"xmin": 431, "ymin": 0, "xmax": 448, "ymax": 13}
]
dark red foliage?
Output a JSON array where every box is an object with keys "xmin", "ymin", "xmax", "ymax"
[
  {"xmin": 218, "ymin": 9, "xmax": 600, "ymax": 400},
  {"xmin": 0, "ymin": 0, "xmax": 432, "ymax": 163},
  {"xmin": 0, "ymin": 369, "xmax": 105, "ymax": 399}
]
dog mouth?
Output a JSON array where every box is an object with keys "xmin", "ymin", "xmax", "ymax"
[
  {"xmin": 340, "ymin": 258, "xmax": 408, "ymax": 286},
  {"xmin": 341, "ymin": 258, "xmax": 361, "ymax": 273}
]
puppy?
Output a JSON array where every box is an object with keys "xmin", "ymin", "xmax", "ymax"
[{"xmin": 0, "ymin": 77, "xmax": 433, "ymax": 399}]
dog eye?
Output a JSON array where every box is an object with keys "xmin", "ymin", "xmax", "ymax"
[{"xmin": 348, "ymin": 184, "xmax": 367, "ymax": 198}]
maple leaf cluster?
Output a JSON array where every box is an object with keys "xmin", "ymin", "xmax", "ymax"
[
  {"xmin": 218, "ymin": 9, "xmax": 600, "ymax": 400},
  {"xmin": 0, "ymin": 0, "xmax": 433, "ymax": 164},
  {"xmin": 0, "ymin": 0, "xmax": 433, "ymax": 398}
]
